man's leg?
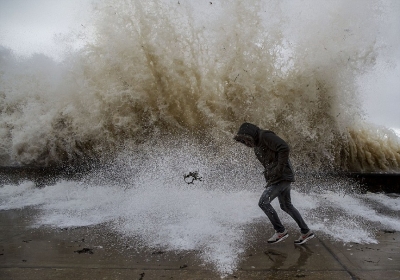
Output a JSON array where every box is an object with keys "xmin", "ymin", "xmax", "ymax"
[
  {"xmin": 258, "ymin": 182, "xmax": 285, "ymax": 233},
  {"xmin": 278, "ymin": 182, "xmax": 310, "ymax": 234}
]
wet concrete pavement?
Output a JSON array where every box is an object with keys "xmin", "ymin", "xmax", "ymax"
[{"xmin": 0, "ymin": 208, "xmax": 399, "ymax": 280}]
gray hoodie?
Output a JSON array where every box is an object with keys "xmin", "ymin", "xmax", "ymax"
[{"xmin": 234, "ymin": 123, "xmax": 295, "ymax": 185}]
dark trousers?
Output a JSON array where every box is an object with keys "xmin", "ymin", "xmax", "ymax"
[{"xmin": 258, "ymin": 180, "xmax": 309, "ymax": 234}]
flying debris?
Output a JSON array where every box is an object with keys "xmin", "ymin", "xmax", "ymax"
[{"xmin": 183, "ymin": 171, "xmax": 203, "ymax": 184}]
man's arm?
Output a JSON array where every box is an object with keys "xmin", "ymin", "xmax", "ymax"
[{"xmin": 262, "ymin": 131, "xmax": 290, "ymax": 177}]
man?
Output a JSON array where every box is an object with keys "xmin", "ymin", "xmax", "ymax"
[{"xmin": 234, "ymin": 122, "xmax": 314, "ymax": 244}]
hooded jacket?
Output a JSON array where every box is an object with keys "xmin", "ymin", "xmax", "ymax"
[{"xmin": 235, "ymin": 123, "xmax": 295, "ymax": 185}]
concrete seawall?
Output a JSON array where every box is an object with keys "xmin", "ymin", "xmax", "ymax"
[{"xmin": 345, "ymin": 172, "xmax": 400, "ymax": 193}]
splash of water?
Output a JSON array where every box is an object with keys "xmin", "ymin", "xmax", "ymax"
[{"xmin": 1, "ymin": 0, "xmax": 399, "ymax": 170}]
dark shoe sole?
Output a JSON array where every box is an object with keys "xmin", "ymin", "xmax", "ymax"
[
  {"xmin": 294, "ymin": 233, "xmax": 315, "ymax": 245},
  {"xmin": 267, "ymin": 232, "xmax": 289, "ymax": 244}
]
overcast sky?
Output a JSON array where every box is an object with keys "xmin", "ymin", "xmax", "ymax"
[
  {"xmin": 0, "ymin": 0, "xmax": 399, "ymax": 130},
  {"xmin": 0, "ymin": 0, "xmax": 92, "ymax": 59}
]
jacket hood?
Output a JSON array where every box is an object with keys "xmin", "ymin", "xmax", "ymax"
[{"xmin": 235, "ymin": 123, "xmax": 260, "ymax": 143}]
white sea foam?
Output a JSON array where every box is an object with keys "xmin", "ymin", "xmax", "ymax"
[{"xmin": 364, "ymin": 192, "xmax": 400, "ymax": 211}]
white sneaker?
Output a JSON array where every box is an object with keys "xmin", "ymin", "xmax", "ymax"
[
  {"xmin": 267, "ymin": 230, "xmax": 288, "ymax": 244},
  {"xmin": 294, "ymin": 230, "xmax": 315, "ymax": 245}
]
